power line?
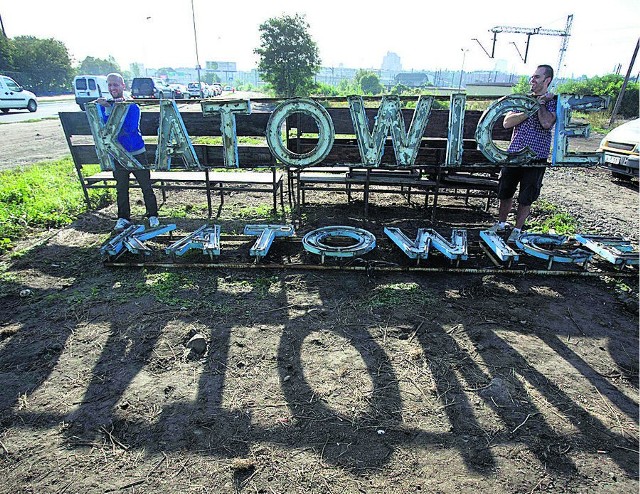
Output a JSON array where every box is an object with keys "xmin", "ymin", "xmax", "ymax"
[{"xmin": 473, "ymin": 14, "xmax": 573, "ymax": 80}]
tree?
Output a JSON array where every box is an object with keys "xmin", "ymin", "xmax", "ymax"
[
  {"xmin": 78, "ymin": 56, "xmax": 120, "ymax": 75},
  {"xmin": 156, "ymin": 67, "xmax": 177, "ymax": 80},
  {"xmin": 0, "ymin": 34, "xmax": 12, "ymax": 71},
  {"xmin": 10, "ymin": 36, "xmax": 74, "ymax": 94},
  {"xmin": 130, "ymin": 63, "xmax": 144, "ymax": 78},
  {"xmin": 513, "ymin": 73, "xmax": 639, "ymax": 118},
  {"xmin": 254, "ymin": 14, "xmax": 320, "ymax": 97},
  {"xmin": 355, "ymin": 69, "xmax": 383, "ymax": 95}
]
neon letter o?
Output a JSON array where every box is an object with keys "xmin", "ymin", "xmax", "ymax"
[{"xmin": 266, "ymin": 98, "xmax": 335, "ymax": 167}]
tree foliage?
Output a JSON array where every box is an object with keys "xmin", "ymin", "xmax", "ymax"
[
  {"xmin": 0, "ymin": 35, "xmax": 12, "ymax": 71},
  {"xmin": 355, "ymin": 69, "xmax": 383, "ymax": 95},
  {"xmin": 130, "ymin": 63, "xmax": 144, "ymax": 78},
  {"xmin": 512, "ymin": 73, "xmax": 638, "ymax": 118},
  {"xmin": 557, "ymin": 74, "xmax": 638, "ymax": 118},
  {"xmin": 8, "ymin": 36, "xmax": 74, "ymax": 94},
  {"xmin": 254, "ymin": 14, "xmax": 320, "ymax": 97},
  {"xmin": 78, "ymin": 56, "xmax": 120, "ymax": 75}
]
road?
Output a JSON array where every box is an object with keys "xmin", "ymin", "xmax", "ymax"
[
  {"xmin": 0, "ymin": 96, "xmax": 79, "ymax": 123},
  {"xmin": 0, "ymin": 91, "xmax": 265, "ymax": 124}
]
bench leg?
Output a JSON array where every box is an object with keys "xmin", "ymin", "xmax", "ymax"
[
  {"xmin": 286, "ymin": 168, "xmax": 295, "ymax": 210},
  {"xmin": 279, "ymin": 180, "xmax": 285, "ymax": 216},
  {"xmin": 205, "ymin": 169, "xmax": 212, "ymax": 218},
  {"xmin": 364, "ymin": 169, "xmax": 371, "ymax": 220},
  {"xmin": 217, "ymin": 184, "xmax": 224, "ymax": 218},
  {"xmin": 161, "ymin": 181, "xmax": 167, "ymax": 204}
]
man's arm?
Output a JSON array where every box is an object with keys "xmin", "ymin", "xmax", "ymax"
[
  {"xmin": 503, "ymin": 93, "xmax": 556, "ymax": 129},
  {"xmin": 120, "ymin": 103, "xmax": 141, "ymax": 135},
  {"xmin": 503, "ymin": 111, "xmax": 527, "ymax": 129},
  {"xmin": 536, "ymin": 93, "xmax": 556, "ymax": 130}
]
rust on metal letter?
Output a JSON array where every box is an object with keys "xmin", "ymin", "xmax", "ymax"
[
  {"xmin": 86, "ymin": 102, "xmax": 147, "ymax": 171},
  {"xmin": 348, "ymin": 95, "xmax": 433, "ymax": 166},
  {"xmin": 266, "ymin": 98, "xmax": 335, "ymax": 167},
  {"xmin": 475, "ymin": 95, "xmax": 539, "ymax": 164},
  {"xmin": 201, "ymin": 99, "xmax": 252, "ymax": 168},
  {"xmin": 390, "ymin": 95, "xmax": 433, "ymax": 165},
  {"xmin": 552, "ymin": 94, "xmax": 606, "ymax": 166},
  {"xmin": 157, "ymin": 100, "xmax": 201, "ymax": 170},
  {"xmin": 445, "ymin": 93, "xmax": 466, "ymax": 166}
]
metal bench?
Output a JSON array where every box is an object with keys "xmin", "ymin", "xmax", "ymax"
[
  {"xmin": 59, "ymin": 107, "xmax": 285, "ymax": 218},
  {"xmin": 284, "ymin": 99, "xmax": 510, "ymax": 221}
]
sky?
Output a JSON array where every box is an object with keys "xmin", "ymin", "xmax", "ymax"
[{"xmin": 1, "ymin": 0, "xmax": 638, "ymax": 78}]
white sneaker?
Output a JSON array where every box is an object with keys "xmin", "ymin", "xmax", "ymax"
[
  {"xmin": 507, "ymin": 228, "xmax": 522, "ymax": 244},
  {"xmin": 488, "ymin": 222, "xmax": 508, "ymax": 233},
  {"xmin": 114, "ymin": 218, "xmax": 130, "ymax": 231},
  {"xmin": 148, "ymin": 216, "xmax": 160, "ymax": 228}
]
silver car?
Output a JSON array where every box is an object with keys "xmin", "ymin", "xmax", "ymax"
[{"xmin": 599, "ymin": 118, "xmax": 639, "ymax": 179}]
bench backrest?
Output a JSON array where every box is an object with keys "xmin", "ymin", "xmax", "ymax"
[
  {"xmin": 285, "ymin": 107, "xmax": 512, "ymax": 168},
  {"xmin": 59, "ymin": 97, "xmax": 512, "ymax": 173},
  {"xmin": 59, "ymin": 105, "xmax": 276, "ymax": 171}
]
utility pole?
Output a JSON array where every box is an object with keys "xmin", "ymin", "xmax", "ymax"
[
  {"xmin": 609, "ymin": 37, "xmax": 639, "ymax": 127},
  {"xmin": 190, "ymin": 0, "xmax": 203, "ymax": 97},
  {"xmin": 474, "ymin": 14, "xmax": 573, "ymax": 82},
  {"xmin": 554, "ymin": 14, "xmax": 573, "ymax": 85}
]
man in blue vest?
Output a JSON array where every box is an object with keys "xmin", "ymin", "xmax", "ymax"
[
  {"xmin": 95, "ymin": 73, "xmax": 159, "ymax": 231},
  {"xmin": 491, "ymin": 64, "xmax": 557, "ymax": 243}
]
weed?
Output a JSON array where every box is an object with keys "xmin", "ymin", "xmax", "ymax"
[
  {"xmin": 368, "ymin": 282, "xmax": 424, "ymax": 309},
  {"xmin": 252, "ymin": 275, "xmax": 280, "ymax": 298},
  {"xmin": 135, "ymin": 271, "xmax": 199, "ymax": 304},
  {"xmin": 236, "ymin": 204, "xmax": 278, "ymax": 220},
  {"xmin": 527, "ymin": 200, "xmax": 579, "ymax": 234},
  {"xmin": 0, "ymin": 159, "xmax": 113, "ymax": 253}
]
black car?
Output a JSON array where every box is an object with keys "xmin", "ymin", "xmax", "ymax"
[{"xmin": 130, "ymin": 77, "xmax": 175, "ymax": 99}]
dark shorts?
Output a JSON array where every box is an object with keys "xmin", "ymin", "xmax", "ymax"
[{"xmin": 497, "ymin": 165, "xmax": 546, "ymax": 206}]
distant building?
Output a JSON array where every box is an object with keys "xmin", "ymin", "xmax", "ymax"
[
  {"xmin": 394, "ymin": 72, "xmax": 431, "ymax": 88},
  {"xmin": 315, "ymin": 65, "xmax": 359, "ymax": 86},
  {"xmin": 381, "ymin": 52, "xmax": 402, "ymax": 72},
  {"xmin": 465, "ymin": 82, "xmax": 515, "ymax": 96}
]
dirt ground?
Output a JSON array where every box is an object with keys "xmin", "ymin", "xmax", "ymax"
[{"xmin": 0, "ymin": 119, "xmax": 638, "ymax": 493}]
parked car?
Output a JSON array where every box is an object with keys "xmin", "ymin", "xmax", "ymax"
[
  {"xmin": 598, "ymin": 118, "xmax": 639, "ymax": 180},
  {"xmin": 73, "ymin": 75, "xmax": 109, "ymax": 111},
  {"xmin": 131, "ymin": 77, "xmax": 175, "ymax": 99},
  {"xmin": 168, "ymin": 83, "xmax": 189, "ymax": 100},
  {"xmin": 0, "ymin": 75, "xmax": 38, "ymax": 113},
  {"xmin": 187, "ymin": 82, "xmax": 208, "ymax": 99},
  {"xmin": 211, "ymin": 83, "xmax": 222, "ymax": 96}
]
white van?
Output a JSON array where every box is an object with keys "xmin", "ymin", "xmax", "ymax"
[
  {"xmin": 0, "ymin": 75, "xmax": 38, "ymax": 113},
  {"xmin": 73, "ymin": 75, "xmax": 109, "ymax": 110}
]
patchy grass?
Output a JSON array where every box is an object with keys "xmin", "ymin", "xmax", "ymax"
[
  {"xmin": 0, "ymin": 158, "xmax": 113, "ymax": 253},
  {"xmin": 367, "ymin": 282, "xmax": 425, "ymax": 309},
  {"xmin": 527, "ymin": 199, "xmax": 579, "ymax": 234}
]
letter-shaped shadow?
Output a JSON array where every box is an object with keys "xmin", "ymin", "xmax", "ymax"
[
  {"xmin": 468, "ymin": 328, "xmax": 637, "ymax": 476},
  {"xmin": 413, "ymin": 325, "xmax": 498, "ymax": 472},
  {"xmin": 151, "ymin": 320, "xmax": 250, "ymax": 458},
  {"xmin": 539, "ymin": 332, "xmax": 638, "ymax": 423},
  {"xmin": 65, "ymin": 307, "xmax": 165, "ymax": 438},
  {"xmin": 277, "ymin": 322, "xmax": 403, "ymax": 470}
]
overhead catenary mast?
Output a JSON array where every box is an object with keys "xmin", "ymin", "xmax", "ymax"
[{"xmin": 473, "ymin": 14, "xmax": 573, "ymax": 83}]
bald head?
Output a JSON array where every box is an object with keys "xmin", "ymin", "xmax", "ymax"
[{"xmin": 106, "ymin": 73, "xmax": 125, "ymax": 99}]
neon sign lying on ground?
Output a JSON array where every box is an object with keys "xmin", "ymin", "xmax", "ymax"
[
  {"xmin": 85, "ymin": 94, "xmax": 607, "ymax": 172},
  {"xmin": 100, "ymin": 223, "xmax": 639, "ymax": 269}
]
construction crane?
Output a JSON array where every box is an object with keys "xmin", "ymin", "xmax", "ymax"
[{"xmin": 474, "ymin": 14, "xmax": 573, "ymax": 82}]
